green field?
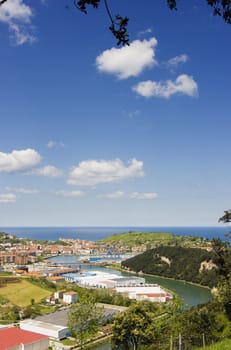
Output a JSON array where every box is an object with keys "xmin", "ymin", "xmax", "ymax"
[{"xmin": 0, "ymin": 278, "xmax": 51, "ymax": 307}]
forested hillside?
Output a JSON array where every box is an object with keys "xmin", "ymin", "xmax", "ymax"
[{"xmin": 122, "ymin": 245, "xmax": 219, "ymax": 287}]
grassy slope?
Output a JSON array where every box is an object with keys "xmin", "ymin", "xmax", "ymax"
[
  {"xmin": 195, "ymin": 339, "xmax": 231, "ymax": 350},
  {"xmin": 0, "ymin": 278, "xmax": 51, "ymax": 306},
  {"xmin": 98, "ymin": 232, "xmax": 174, "ymax": 247}
]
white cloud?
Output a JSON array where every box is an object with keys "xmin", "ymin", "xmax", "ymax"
[
  {"xmin": 100, "ymin": 191, "xmax": 158, "ymax": 200},
  {"xmin": 129, "ymin": 192, "xmax": 158, "ymax": 200},
  {"xmin": 0, "ymin": 193, "xmax": 16, "ymax": 203},
  {"xmin": 54, "ymin": 190, "xmax": 85, "ymax": 198},
  {"xmin": 0, "ymin": 148, "xmax": 41, "ymax": 173},
  {"xmin": 167, "ymin": 54, "xmax": 189, "ymax": 67},
  {"xmin": 47, "ymin": 140, "xmax": 64, "ymax": 149},
  {"xmin": 0, "ymin": 0, "xmax": 35, "ymax": 45},
  {"xmin": 100, "ymin": 191, "xmax": 125, "ymax": 199},
  {"xmin": 127, "ymin": 110, "xmax": 140, "ymax": 119},
  {"xmin": 132, "ymin": 74, "xmax": 198, "ymax": 98},
  {"xmin": 9, "ymin": 22, "xmax": 35, "ymax": 45},
  {"xmin": 96, "ymin": 37, "xmax": 158, "ymax": 79},
  {"xmin": 5, "ymin": 186, "xmax": 38, "ymax": 194},
  {"xmin": 32, "ymin": 165, "xmax": 63, "ymax": 178},
  {"xmin": 138, "ymin": 28, "xmax": 153, "ymax": 37},
  {"xmin": 68, "ymin": 158, "xmax": 144, "ymax": 186}
]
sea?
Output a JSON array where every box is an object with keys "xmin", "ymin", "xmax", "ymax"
[{"xmin": 0, "ymin": 226, "xmax": 230, "ymax": 242}]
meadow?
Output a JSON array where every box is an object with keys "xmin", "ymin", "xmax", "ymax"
[{"xmin": 0, "ymin": 278, "xmax": 51, "ymax": 307}]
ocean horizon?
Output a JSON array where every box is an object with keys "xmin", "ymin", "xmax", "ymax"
[{"xmin": 0, "ymin": 226, "xmax": 230, "ymax": 242}]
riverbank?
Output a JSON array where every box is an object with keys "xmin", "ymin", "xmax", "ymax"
[
  {"xmin": 108, "ymin": 263, "xmax": 212, "ymax": 291},
  {"xmin": 48, "ymin": 256, "xmax": 213, "ymax": 307}
]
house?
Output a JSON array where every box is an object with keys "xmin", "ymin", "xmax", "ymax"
[
  {"xmin": 0, "ymin": 326, "xmax": 49, "ymax": 350},
  {"xmin": 54, "ymin": 290, "xmax": 65, "ymax": 299},
  {"xmin": 63, "ymin": 291, "xmax": 78, "ymax": 304}
]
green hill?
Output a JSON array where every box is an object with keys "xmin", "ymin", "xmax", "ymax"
[
  {"xmin": 97, "ymin": 231, "xmax": 180, "ymax": 250},
  {"xmin": 122, "ymin": 245, "xmax": 219, "ymax": 288},
  {"xmin": 97, "ymin": 231, "xmax": 211, "ymax": 250}
]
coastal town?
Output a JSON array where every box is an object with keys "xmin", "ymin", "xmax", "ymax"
[
  {"xmin": 0, "ymin": 234, "xmax": 147, "ymax": 267},
  {"xmin": 0, "ymin": 231, "xmax": 174, "ymax": 350},
  {"xmin": 0, "ymin": 231, "xmax": 173, "ymax": 302}
]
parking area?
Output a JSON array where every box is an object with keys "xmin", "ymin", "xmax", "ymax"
[{"xmin": 35, "ymin": 304, "xmax": 127, "ymax": 327}]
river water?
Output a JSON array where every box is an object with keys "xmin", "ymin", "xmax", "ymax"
[{"xmin": 48, "ymin": 255, "xmax": 212, "ymax": 308}]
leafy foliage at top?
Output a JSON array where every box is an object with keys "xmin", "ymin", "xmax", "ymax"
[
  {"xmin": 0, "ymin": 1, "xmax": 230, "ymax": 45},
  {"xmin": 74, "ymin": 0, "xmax": 231, "ymax": 46},
  {"xmin": 167, "ymin": 0, "xmax": 231, "ymax": 24},
  {"xmin": 75, "ymin": 0, "xmax": 129, "ymax": 45},
  {"xmin": 71, "ymin": 0, "xmax": 231, "ymax": 46}
]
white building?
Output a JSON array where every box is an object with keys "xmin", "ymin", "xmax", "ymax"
[
  {"xmin": 20, "ymin": 319, "xmax": 69, "ymax": 340},
  {"xmin": 63, "ymin": 291, "xmax": 78, "ymax": 304},
  {"xmin": 114, "ymin": 284, "xmax": 172, "ymax": 302},
  {"xmin": 63, "ymin": 270, "xmax": 145, "ymax": 288}
]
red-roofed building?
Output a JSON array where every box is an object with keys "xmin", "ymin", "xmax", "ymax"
[{"xmin": 0, "ymin": 327, "xmax": 49, "ymax": 350}]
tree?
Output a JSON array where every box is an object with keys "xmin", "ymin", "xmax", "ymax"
[
  {"xmin": 112, "ymin": 302, "xmax": 156, "ymax": 350},
  {"xmin": 68, "ymin": 292, "xmax": 103, "ymax": 350},
  {"xmin": 219, "ymin": 210, "xmax": 231, "ymax": 223}
]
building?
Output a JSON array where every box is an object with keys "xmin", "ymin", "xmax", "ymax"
[
  {"xmin": 63, "ymin": 291, "xmax": 78, "ymax": 304},
  {"xmin": 114, "ymin": 284, "xmax": 172, "ymax": 302},
  {"xmin": 63, "ymin": 270, "xmax": 145, "ymax": 288},
  {"xmin": 0, "ymin": 326, "xmax": 49, "ymax": 350},
  {"xmin": 54, "ymin": 290, "xmax": 65, "ymax": 299},
  {"xmin": 0, "ymin": 252, "xmax": 28, "ymax": 265},
  {"xmin": 20, "ymin": 319, "xmax": 69, "ymax": 341}
]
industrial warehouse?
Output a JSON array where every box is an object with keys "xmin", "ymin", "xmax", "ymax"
[{"xmin": 62, "ymin": 270, "xmax": 172, "ymax": 302}]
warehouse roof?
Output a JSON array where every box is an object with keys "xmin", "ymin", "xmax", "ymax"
[{"xmin": 0, "ymin": 327, "xmax": 48, "ymax": 350}]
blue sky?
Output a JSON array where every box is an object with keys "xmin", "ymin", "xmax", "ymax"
[{"xmin": 0, "ymin": 0, "xmax": 230, "ymax": 226}]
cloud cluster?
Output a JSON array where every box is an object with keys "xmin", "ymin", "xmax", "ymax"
[
  {"xmin": 96, "ymin": 36, "xmax": 198, "ymax": 99},
  {"xmin": 96, "ymin": 37, "xmax": 158, "ymax": 79},
  {"xmin": 0, "ymin": 193, "xmax": 16, "ymax": 203},
  {"xmin": 0, "ymin": 0, "xmax": 35, "ymax": 45},
  {"xmin": 132, "ymin": 74, "xmax": 198, "ymax": 99},
  {"xmin": 100, "ymin": 191, "xmax": 158, "ymax": 200},
  {"xmin": 68, "ymin": 158, "xmax": 144, "ymax": 186},
  {"xmin": 47, "ymin": 140, "xmax": 65, "ymax": 149},
  {"xmin": 31, "ymin": 165, "xmax": 63, "ymax": 178},
  {"xmin": 0, "ymin": 147, "xmax": 155, "ymax": 203},
  {"xmin": 166, "ymin": 54, "xmax": 189, "ymax": 68},
  {"xmin": 0, "ymin": 148, "xmax": 41, "ymax": 173},
  {"xmin": 54, "ymin": 190, "xmax": 85, "ymax": 198},
  {"xmin": 5, "ymin": 186, "xmax": 38, "ymax": 194}
]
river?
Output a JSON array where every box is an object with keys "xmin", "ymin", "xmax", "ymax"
[{"xmin": 48, "ymin": 255, "xmax": 212, "ymax": 308}]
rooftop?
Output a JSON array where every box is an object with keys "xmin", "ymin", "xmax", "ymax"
[{"xmin": 0, "ymin": 327, "xmax": 48, "ymax": 349}]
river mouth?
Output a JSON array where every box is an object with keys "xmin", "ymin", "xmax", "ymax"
[{"xmin": 48, "ymin": 255, "xmax": 213, "ymax": 308}]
